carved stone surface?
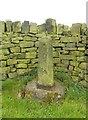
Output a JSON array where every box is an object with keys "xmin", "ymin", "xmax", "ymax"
[{"xmin": 38, "ymin": 36, "xmax": 54, "ymax": 86}]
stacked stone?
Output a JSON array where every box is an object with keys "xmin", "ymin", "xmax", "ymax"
[
  {"xmin": 0, "ymin": 19, "xmax": 87, "ymax": 88},
  {"xmin": 52, "ymin": 23, "xmax": 87, "ymax": 87},
  {"xmin": 0, "ymin": 21, "xmax": 38, "ymax": 80}
]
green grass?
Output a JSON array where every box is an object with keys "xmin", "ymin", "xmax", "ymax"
[{"xmin": 2, "ymin": 71, "xmax": 87, "ymax": 118}]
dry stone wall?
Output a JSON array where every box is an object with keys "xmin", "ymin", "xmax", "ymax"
[{"xmin": 0, "ymin": 18, "xmax": 87, "ymax": 87}]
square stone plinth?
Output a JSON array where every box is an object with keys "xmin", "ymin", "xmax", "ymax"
[{"xmin": 25, "ymin": 80, "xmax": 65, "ymax": 102}]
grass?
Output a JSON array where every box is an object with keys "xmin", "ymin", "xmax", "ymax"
[{"xmin": 2, "ymin": 70, "xmax": 87, "ymax": 118}]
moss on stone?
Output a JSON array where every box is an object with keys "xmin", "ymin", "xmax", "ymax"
[
  {"xmin": 1, "ymin": 61, "xmax": 6, "ymax": 67},
  {"xmin": 25, "ymin": 52, "xmax": 36, "ymax": 58},
  {"xmin": 7, "ymin": 59, "xmax": 17, "ymax": 65},
  {"xmin": 79, "ymin": 62, "xmax": 86, "ymax": 70},
  {"xmin": 0, "ymin": 67, "xmax": 10, "ymax": 74},
  {"xmin": 17, "ymin": 59, "xmax": 30, "ymax": 64},
  {"xmin": 19, "ymin": 41, "xmax": 34, "ymax": 48},
  {"xmin": 10, "ymin": 47, "xmax": 20, "ymax": 53},
  {"xmin": 16, "ymin": 64, "xmax": 27, "ymax": 68},
  {"xmin": 8, "ymin": 72, "xmax": 17, "ymax": 78},
  {"xmin": 61, "ymin": 37, "xmax": 79, "ymax": 42},
  {"xmin": 2, "ymin": 49, "xmax": 9, "ymax": 55},
  {"xmin": 30, "ymin": 22, "xmax": 38, "ymax": 34},
  {"xmin": 12, "ymin": 21, "xmax": 21, "ymax": 33},
  {"xmin": 11, "ymin": 38, "xmax": 19, "ymax": 43}
]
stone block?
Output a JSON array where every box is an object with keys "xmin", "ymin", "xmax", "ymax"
[
  {"xmin": 0, "ymin": 67, "xmax": 10, "ymax": 74},
  {"xmin": 65, "ymin": 43, "xmax": 75, "ymax": 48},
  {"xmin": 2, "ymin": 39, "xmax": 10, "ymax": 44},
  {"xmin": 30, "ymin": 37, "xmax": 37, "ymax": 42},
  {"xmin": 1, "ymin": 61, "xmax": 6, "ymax": 67},
  {"xmin": 10, "ymin": 47, "xmax": 20, "ymax": 53},
  {"xmin": 2, "ymin": 44, "xmax": 13, "ymax": 49},
  {"xmin": 72, "ymin": 76, "xmax": 79, "ymax": 82},
  {"xmin": 38, "ymin": 23, "xmax": 46, "ymax": 33},
  {"xmin": 36, "ymin": 33, "xmax": 46, "ymax": 38},
  {"xmin": 16, "ymin": 64, "xmax": 27, "ymax": 68},
  {"xmin": 7, "ymin": 59, "xmax": 17, "ymax": 65},
  {"xmin": 8, "ymin": 72, "xmax": 17, "ymax": 78},
  {"xmin": 30, "ymin": 22, "xmax": 38, "ymax": 34},
  {"xmin": 19, "ymin": 41, "xmax": 34, "ymax": 48},
  {"xmin": 57, "ymin": 24, "xmax": 64, "ymax": 35},
  {"xmin": 60, "ymin": 55, "xmax": 75, "ymax": 60},
  {"xmin": 0, "ymin": 21, "xmax": 5, "ymax": 33},
  {"xmin": 2, "ymin": 54, "xmax": 8, "ymax": 60},
  {"xmin": 74, "ymin": 67, "xmax": 82, "ymax": 73},
  {"xmin": 30, "ymin": 63, "xmax": 38, "ymax": 68},
  {"xmin": 26, "ymin": 52, "xmax": 36, "ymax": 58},
  {"xmin": 17, "ymin": 69, "xmax": 28, "ymax": 75},
  {"xmin": 63, "ymin": 25, "xmax": 71, "ymax": 36},
  {"xmin": 24, "ymin": 36, "xmax": 31, "ymax": 41},
  {"xmin": 64, "ymin": 47, "xmax": 77, "ymax": 51},
  {"xmin": 70, "ymin": 61, "xmax": 79, "ymax": 67},
  {"xmin": 6, "ymin": 21, "xmax": 12, "ymax": 32},
  {"xmin": 46, "ymin": 18, "xmax": 57, "ymax": 34},
  {"xmin": 52, "ymin": 40, "xmax": 60, "ymax": 47},
  {"xmin": 11, "ymin": 38, "xmax": 19, "ymax": 43},
  {"xmin": 69, "ymin": 65, "xmax": 73, "ymax": 71},
  {"xmin": 62, "ymin": 60, "xmax": 69, "ymax": 66},
  {"xmin": 56, "ymin": 63, "xmax": 67, "ymax": 67},
  {"xmin": 77, "ymin": 43, "xmax": 86, "ymax": 47},
  {"xmin": 79, "ymin": 81, "xmax": 87, "ymax": 88},
  {"xmin": 78, "ymin": 47, "xmax": 85, "ymax": 51},
  {"xmin": 71, "ymin": 23, "xmax": 82, "ymax": 36},
  {"xmin": 31, "ymin": 58, "xmax": 38, "ymax": 64},
  {"xmin": 53, "ymin": 58, "xmax": 60, "ymax": 63},
  {"xmin": 77, "ymin": 57, "xmax": 85, "ymax": 62},
  {"xmin": 13, "ymin": 53, "xmax": 25, "ymax": 58},
  {"xmin": 61, "ymin": 37, "xmax": 79, "ymax": 42},
  {"xmin": 55, "ymin": 48, "xmax": 61, "ymax": 51},
  {"xmin": 53, "ymin": 51, "xmax": 59, "ymax": 58},
  {"xmin": 79, "ymin": 72, "xmax": 85, "ymax": 80},
  {"xmin": 22, "ymin": 21, "xmax": 29, "ymax": 33},
  {"xmin": 79, "ymin": 62, "xmax": 87, "ymax": 70},
  {"xmin": 17, "ymin": 59, "xmax": 30, "ymax": 63},
  {"xmin": 81, "ymin": 23, "xmax": 87, "ymax": 35},
  {"xmin": 17, "ymin": 37, "xmax": 23, "ymax": 40},
  {"xmin": 10, "ymin": 68, "xmax": 16, "ymax": 72},
  {"xmin": 71, "ymin": 51, "xmax": 84, "ymax": 56},
  {"xmin": 12, "ymin": 21, "xmax": 21, "ymax": 32},
  {"xmin": 24, "ymin": 36, "xmax": 37, "ymax": 41}
]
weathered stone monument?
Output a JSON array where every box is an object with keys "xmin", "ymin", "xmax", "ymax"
[
  {"xmin": 26, "ymin": 35, "xmax": 65, "ymax": 102},
  {"xmin": 38, "ymin": 36, "xmax": 54, "ymax": 87}
]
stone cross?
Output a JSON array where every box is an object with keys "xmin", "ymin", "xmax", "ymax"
[{"xmin": 37, "ymin": 36, "xmax": 54, "ymax": 87}]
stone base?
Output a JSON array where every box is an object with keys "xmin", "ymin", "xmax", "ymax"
[{"xmin": 25, "ymin": 80, "xmax": 65, "ymax": 103}]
